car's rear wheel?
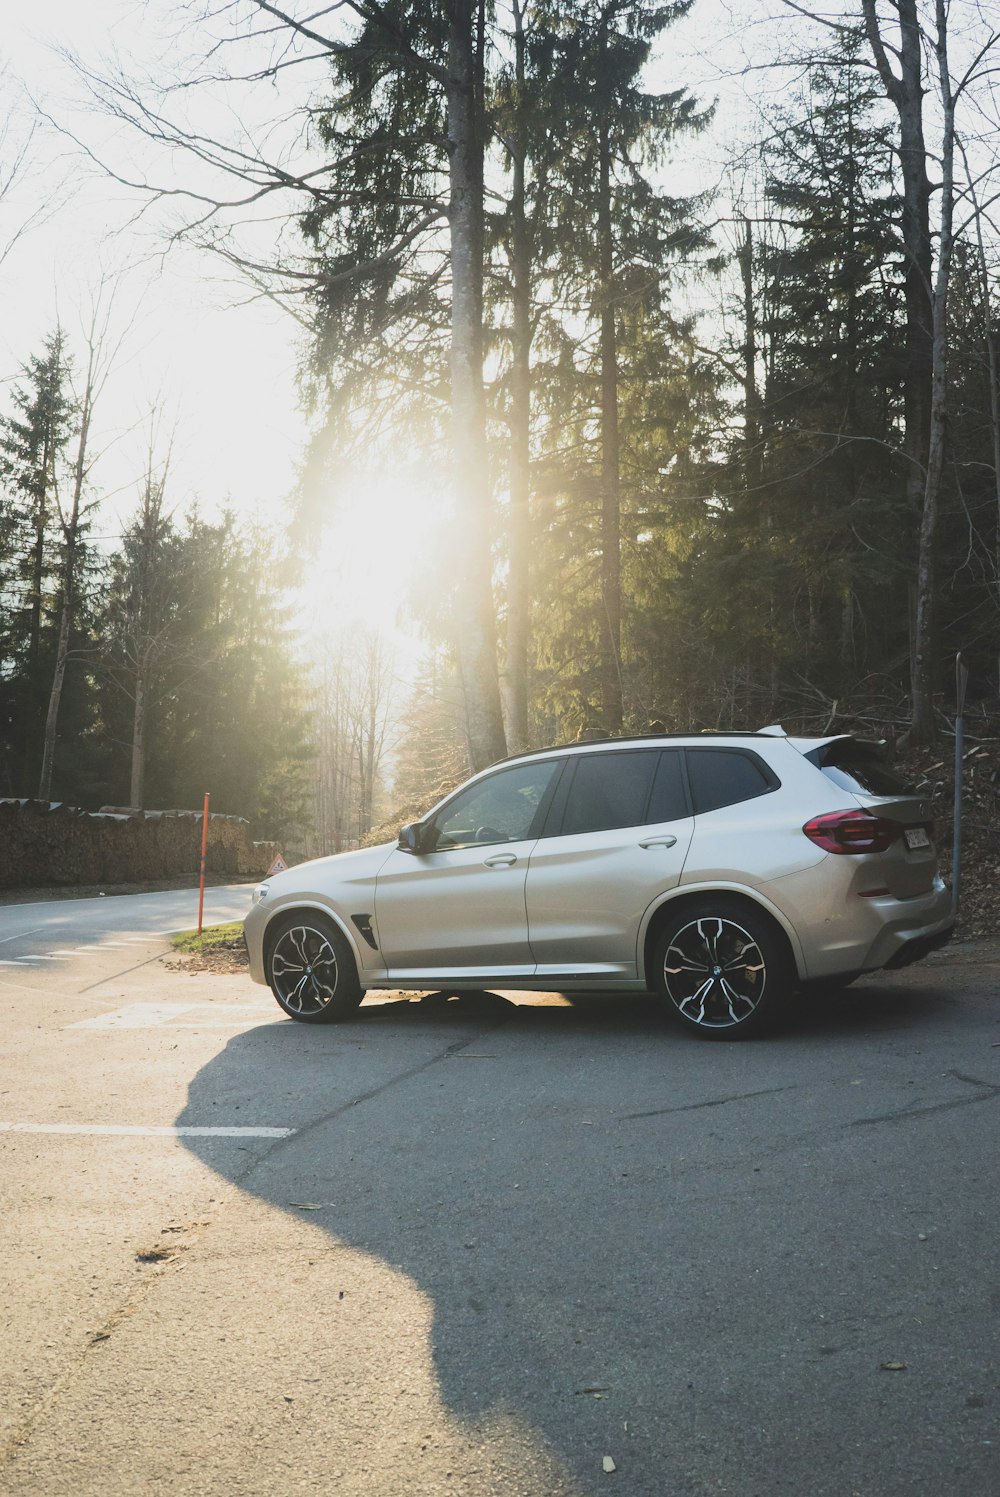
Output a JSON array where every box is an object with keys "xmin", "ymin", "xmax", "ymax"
[
  {"xmin": 652, "ymin": 899, "xmax": 791, "ymax": 1039},
  {"xmin": 265, "ymin": 912, "xmax": 363, "ymax": 1024}
]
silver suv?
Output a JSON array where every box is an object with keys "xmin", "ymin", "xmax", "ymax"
[{"xmin": 243, "ymin": 729, "xmax": 954, "ymax": 1038}]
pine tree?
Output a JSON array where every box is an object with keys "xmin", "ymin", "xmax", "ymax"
[
  {"xmin": 524, "ymin": 0, "xmax": 712, "ymax": 733},
  {"xmin": 0, "ymin": 331, "xmax": 75, "ymax": 792}
]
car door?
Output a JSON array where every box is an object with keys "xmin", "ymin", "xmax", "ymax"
[
  {"xmin": 375, "ymin": 757, "xmax": 563, "ymax": 981},
  {"xmin": 524, "ymin": 748, "xmax": 694, "ymax": 980}
]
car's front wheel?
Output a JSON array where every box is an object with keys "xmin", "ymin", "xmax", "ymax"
[
  {"xmin": 652, "ymin": 899, "xmax": 791, "ymax": 1039},
  {"xmin": 265, "ymin": 912, "xmax": 363, "ymax": 1024}
]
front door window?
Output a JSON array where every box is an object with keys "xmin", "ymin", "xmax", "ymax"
[{"xmin": 429, "ymin": 760, "xmax": 560, "ymax": 850}]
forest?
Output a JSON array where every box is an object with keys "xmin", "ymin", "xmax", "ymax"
[{"xmin": 1, "ymin": 0, "xmax": 998, "ymax": 856}]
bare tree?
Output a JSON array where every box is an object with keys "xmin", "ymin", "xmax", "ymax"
[
  {"xmin": 311, "ymin": 630, "xmax": 394, "ymax": 852},
  {"xmin": 0, "ymin": 88, "xmax": 65, "ymax": 270},
  {"xmin": 867, "ymin": 1, "xmax": 999, "ymax": 739},
  {"xmin": 782, "ymin": 1, "xmax": 1000, "ymax": 740}
]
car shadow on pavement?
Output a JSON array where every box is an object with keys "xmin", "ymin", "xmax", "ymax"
[
  {"xmin": 171, "ymin": 971, "xmax": 976, "ymax": 1495},
  {"xmin": 344, "ymin": 980, "xmax": 947, "ymax": 1041}
]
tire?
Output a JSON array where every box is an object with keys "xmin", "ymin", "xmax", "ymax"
[
  {"xmin": 264, "ymin": 911, "xmax": 364, "ymax": 1024},
  {"xmin": 652, "ymin": 899, "xmax": 792, "ymax": 1040}
]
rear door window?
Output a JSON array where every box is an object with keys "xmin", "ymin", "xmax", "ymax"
[
  {"xmin": 805, "ymin": 740, "xmax": 913, "ymax": 796},
  {"xmin": 559, "ymin": 750, "xmax": 658, "ymax": 835},
  {"xmin": 647, "ymin": 750, "xmax": 689, "ymax": 822},
  {"xmin": 685, "ymin": 748, "xmax": 776, "ymax": 814}
]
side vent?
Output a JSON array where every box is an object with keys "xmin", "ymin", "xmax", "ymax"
[{"xmin": 350, "ymin": 914, "xmax": 379, "ymax": 950}]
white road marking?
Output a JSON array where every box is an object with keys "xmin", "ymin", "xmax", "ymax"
[
  {"xmin": 70, "ymin": 1001, "xmax": 276, "ymax": 1030},
  {"xmin": 0, "ymin": 928, "xmax": 45, "ymax": 945},
  {"xmin": 0, "ymin": 1122, "xmax": 294, "ymax": 1138},
  {"xmin": 47, "ymin": 942, "xmax": 154, "ymax": 956}
]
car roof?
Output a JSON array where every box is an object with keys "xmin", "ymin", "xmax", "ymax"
[{"xmin": 491, "ymin": 729, "xmax": 859, "ymax": 770}]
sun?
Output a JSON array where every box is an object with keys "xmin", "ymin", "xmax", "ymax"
[{"xmin": 298, "ymin": 468, "xmax": 450, "ymax": 648}]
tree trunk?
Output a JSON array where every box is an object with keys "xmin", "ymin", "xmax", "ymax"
[
  {"xmin": 504, "ymin": 0, "xmax": 531, "ymax": 754},
  {"xmin": 598, "ymin": 101, "xmax": 623, "ymax": 735},
  {"xmin": 130, "ymin": 665, "xmax": 147, "ymax": 810},
  {"xmin": 445, "ymin": 0, "xmax": 507, "ymax": 771},
  {"xmin": 38, "ymin": 592, "xmax": 71, "ymax": 803},
  {"xmin": 965, "ymin": 147, "xmax": 1000, "ymax": 678},
  {"xmin": 862, "ymin": 0, "xmax": 935, "ymax": 736},
  {"xmin": 738, "ymin": 217, "xmax": 762, "ymax": 495},
  {"xmin": 908, "ymin": 0, "xmax": 955, "ymax": 743}
]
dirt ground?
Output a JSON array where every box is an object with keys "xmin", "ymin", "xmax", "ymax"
[{"xmin": 167, "ymin": 930, "xmax": 250, "ymax": 976}]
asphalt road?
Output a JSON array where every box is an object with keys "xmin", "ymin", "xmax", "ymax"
[{"xmin": 0, "ymin": 889, "xmax": 998, "ymax": 1496}]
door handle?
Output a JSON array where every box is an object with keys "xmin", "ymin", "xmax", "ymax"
[
  {"xmin": 484, "ymin": 853, "xmax": 517, "ymax": 867},
  {"xmin": 639, "ymin": 835, "xmax": 677, "ymax": 849}
]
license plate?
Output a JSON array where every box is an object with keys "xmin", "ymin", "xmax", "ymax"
[{"xmin": 905, "ymin": 827, "xmax": 930, "ymax": 850}]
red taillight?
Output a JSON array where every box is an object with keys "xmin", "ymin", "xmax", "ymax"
[{"xmin": 802, "ymin": 809, "xmax": 902, "ymax": 854}]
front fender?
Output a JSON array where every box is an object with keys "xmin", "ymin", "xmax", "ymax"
[{"xmin": 245, "ymin": 896, "xmax": 386, "ymax": 987}]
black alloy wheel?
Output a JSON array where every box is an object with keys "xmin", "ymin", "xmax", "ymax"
[
  {"xmin": 265, "ymin": 912, "xmax": 363, "ymax": 1024},
  {"xmin": 653, "ymin": 899, "xmax": 791, "ymax": 1039}
]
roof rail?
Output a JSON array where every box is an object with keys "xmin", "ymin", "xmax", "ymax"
[{"xmin": 490, "ymin": 728, "xmax": 782, "ymax": 767}]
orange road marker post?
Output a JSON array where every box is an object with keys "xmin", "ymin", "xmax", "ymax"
[{"xmin": 197, "ymin": 793, "xmax": 210, "ymax": 935}]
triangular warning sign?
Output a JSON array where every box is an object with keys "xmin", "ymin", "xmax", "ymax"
[{"xmin": 266, "ymin": 853, "xmax": 289, "ymax": 876}]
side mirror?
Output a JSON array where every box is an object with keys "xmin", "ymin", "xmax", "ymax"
[{"xmin": 398, "ymin": 822, "xmax": 428, "ymax": 853}]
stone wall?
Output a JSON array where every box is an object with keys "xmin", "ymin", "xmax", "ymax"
[{"xmin": 0, "ymin": 800, "xmax": 282, "ymax": 889}]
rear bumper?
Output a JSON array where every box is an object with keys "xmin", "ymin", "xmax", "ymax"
[
  {"xmin": 856, "ymin": 886, "xmax": 955, "ymax": 974},
  {"xmin": 768, "ymin": 858, "xmax": 955, "ymax": 980},
  {"xmin": 881, "ymin": 919, "xmax": 954, "ymax": 970}
]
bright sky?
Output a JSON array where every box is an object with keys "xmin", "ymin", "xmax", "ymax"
[{"xmin": 1, "ymin": 1, "xmax": 306, "ymax": 530}]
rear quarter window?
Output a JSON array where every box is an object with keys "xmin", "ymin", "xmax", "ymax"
[
  {"xmin": 686, "ymin": 748, "xmax": 777, "ymax": 814},
  {"xmin": 806, "ymin": 742, "xmax": 913, "ymax": 796}
]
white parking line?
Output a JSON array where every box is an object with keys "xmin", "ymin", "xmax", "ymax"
[
  {"xmin": 70, "ymin": 1001, "xmax": 276, "ymax": 1030},
  {"xmin": 0, "ymin": 1122, "xmax": 294, "ymax": 1138}
]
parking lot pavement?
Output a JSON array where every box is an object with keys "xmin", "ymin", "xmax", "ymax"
[{"xmin": 1, "ymin": 913, "xmax": 999, "ymax": 1496}]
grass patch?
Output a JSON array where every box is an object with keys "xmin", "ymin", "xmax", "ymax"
[{"xmin": 170, "ymin": 922, "xmax": 244, "ymax": 955}]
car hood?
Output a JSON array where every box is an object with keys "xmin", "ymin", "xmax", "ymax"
[{"xmin": 267, "ymin": 840, "xmax": 396, "ymax": 898}]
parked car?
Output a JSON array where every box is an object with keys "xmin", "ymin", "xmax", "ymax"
[{"xmin": 243, "ymin": 728, "xmax": 953, "ymax": 1038}]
